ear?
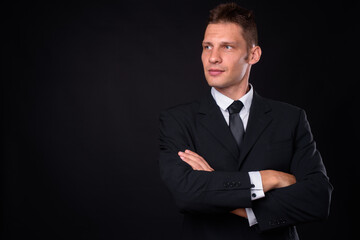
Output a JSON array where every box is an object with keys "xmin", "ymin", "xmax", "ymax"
[{"xmin": 248, "ymin": 46, "xmax": 262, "ymax": 65}]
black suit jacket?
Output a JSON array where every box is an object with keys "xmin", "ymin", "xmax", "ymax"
[{"xmin": 159, "ymin": 91, "xmax": 333, "ymax": 240}]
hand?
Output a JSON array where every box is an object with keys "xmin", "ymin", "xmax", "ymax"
[
  {"xmin": 231, "ymin": 208, "xmax": 247, "ymax": 218},
  {"xmin": 260, "ymin": 170, "xmax": 296, "ymax": 192},
  {"xmin": 178, "ymin": 149, "xmax": 214, "ymax": 172}
]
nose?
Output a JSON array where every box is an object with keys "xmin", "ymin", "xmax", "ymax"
[{"xmin": 209, "ymin": 48, "xmax": 222, "ymax": 64}]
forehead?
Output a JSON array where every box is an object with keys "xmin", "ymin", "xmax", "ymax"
[{"xmin": 203, "ymin": 22, "xmax": 245, "ymax": 43}]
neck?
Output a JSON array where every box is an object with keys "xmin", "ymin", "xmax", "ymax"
[{"xmin": 214, "ymin": 79, "xmax": 250, "ymax": 100}]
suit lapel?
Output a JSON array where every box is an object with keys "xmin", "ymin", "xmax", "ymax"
[
  {"xmin": 198, "ymin": 93, "xmax": 240, "ymax": 161},
  {"xmin": 238, "ymin": 92, "xmax": 273, "ymax": 168}
]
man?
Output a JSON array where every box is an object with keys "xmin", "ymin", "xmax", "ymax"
[{"xmin": 158, "ymin": 3, "xmax": 333, "ymax": 240}]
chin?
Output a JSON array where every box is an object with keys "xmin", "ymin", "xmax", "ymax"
[
  {"xmin": 206, "ymin": 78, "xmax": 230, "ymax": 89},
  {"xmin": 206, "ymin": 74, "xmax": 247, "ymax": 90},
  {"xmin": 205, "ymin": 76, "xmax": 224, "ymax": 87}
]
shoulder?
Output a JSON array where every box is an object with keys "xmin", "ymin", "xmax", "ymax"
[
  {"xmin": 255, "ymin": 93, "xmax": 304, "ymax": 119},
  {"xmin": 160, "ymin": 100, "xmax": 200, "ymax": 119},
  {"xmin": 160, "ymin": 91, "xmax": 214, "ymax": 118},
  {"xmin": 267, "ymin": 98, "xmax": 302, "ymax": 113},
  {"xmin": 159, "ymin": 97, "xmax": 204, "ymax": 126},
  {"xmin": 162, "ymin": 100, "xmax": 200, "ymax": 116}
]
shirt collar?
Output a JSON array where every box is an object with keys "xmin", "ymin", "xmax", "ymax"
[{"xmin": 211, "ymin": 84, "xmax": 253, "ymax": 113}]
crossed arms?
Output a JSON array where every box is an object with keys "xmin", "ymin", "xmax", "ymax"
[
  {"xmin": 159, "ymin": 108, "xmax": 333, "ymax": 231},
  {"xmin": 178, "ymin": 149, "xmax": 296, "ymax": 218}
]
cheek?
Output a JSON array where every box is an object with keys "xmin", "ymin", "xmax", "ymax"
[
  {"xmin": 201, "ymin": 52, "xmax": 208, "ymax": 67},
  {"xmin": 229, "ymin": 58, "xmax": 247, "ymax": 76}
]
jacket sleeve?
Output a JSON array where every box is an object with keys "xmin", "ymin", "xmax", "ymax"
[
  {"xmin": 252, "ymin": 109, "xmax": 333, "ymax": 231},
  {"xmin": 158, "ymin": 110, "xmax": 253, "ymax": 214}
]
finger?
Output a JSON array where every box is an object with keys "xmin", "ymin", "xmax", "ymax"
[
  {"xmin": 184, "ymin": 149, "xmax": 202, "ymax": 158},
  {"xmin": 179, "ymin": 151, "xmax": 214, "ymax": 171},
  {"xmin": 179, "ymin": 152, "xmax": 210, "ymax": 171},
  {"xmin": 184, "ymin": 150, "xmax": 214, "ymax": 171},
  {"xmin": 180, "ymin": 152, "xmax": 209, "ymax": 170},
  {"xmin": 179, "ymin": 155, "xmax": 203, "ymax": 170},
  {"xmin": 181, "ymin": 154, "xmax": 205, "ymax": 170},
  {"xmin": 183, "ymin": 150, "xmax": 207, "ymax": 165},
  {"xmin": 231, "ymin": 208, "xmax": 247, "ymax": 218},
  {"xmin": 184, "ymin": 155, "xmax": 213, "ymax": 171}
]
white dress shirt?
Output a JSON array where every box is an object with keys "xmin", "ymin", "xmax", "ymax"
[{"xmin": 211, "ymin": 85, "xmax": 264, "ymax": 226}]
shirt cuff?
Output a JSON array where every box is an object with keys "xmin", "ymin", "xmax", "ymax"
[
  {"xmin": 248, "ymin": 171, "xmax": 265, "ymax": 200},
  {"xmin": 245, "ymin": 208, "xmax": 258, "ymax": 226}
]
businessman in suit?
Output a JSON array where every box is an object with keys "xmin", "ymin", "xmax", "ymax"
[{"xmin": 158, "ymin": 3, "xmax": 333, "ymax": 239}]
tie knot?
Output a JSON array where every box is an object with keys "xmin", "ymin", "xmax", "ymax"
[{"xmin": 228, "ymin": 100, "xmax": 244, "ymax": 114}]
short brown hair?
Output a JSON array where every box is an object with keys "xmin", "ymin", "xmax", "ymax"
[{"xmin": 208, "ymin": 3, "xmax": 258, "ymax": 49}]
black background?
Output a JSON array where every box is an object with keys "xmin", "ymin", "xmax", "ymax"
[{"xmin": 2, "ymin": 0, "xmax": 358, "ymax": 239}]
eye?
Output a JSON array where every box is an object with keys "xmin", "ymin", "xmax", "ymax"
[
  {"xmin": 224, "ymin": 45, "xmax": 233, "ymax": 50},
  {"xmin": 203, "ymin": 45, "xmax": 212, "ymax": 50}
]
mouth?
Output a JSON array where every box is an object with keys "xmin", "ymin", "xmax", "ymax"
[{"xmin": 208, "ymin": 68, "xmax": 225, "ymax": 76}]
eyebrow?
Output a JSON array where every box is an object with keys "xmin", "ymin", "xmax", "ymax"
[{"xmin": 202, "ymin": 41, "xmax": 237, "ymax": 45}]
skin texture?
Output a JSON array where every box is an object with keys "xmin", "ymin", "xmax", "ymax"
[
  {"xmin": 178, "ymin": 22, "xmax": 296, "ymax": 218},
  {"xmin": 201, "ymin": 22, "xmax": 261, "ymax": 100}
]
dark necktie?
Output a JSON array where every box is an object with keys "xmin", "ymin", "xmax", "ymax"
[{"xmin": 228, "ymin": 100, "xmax": 245, "ymax": 147}]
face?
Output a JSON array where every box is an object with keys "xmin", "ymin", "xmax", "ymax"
[{"xmin": 201, "ymin": 22, "xmax": 260, "ymax": 92}]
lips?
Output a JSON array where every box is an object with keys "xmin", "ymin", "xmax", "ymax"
[{"xmin": 208, "ymin": 68, "xmax": 225, "ymax": 76}]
